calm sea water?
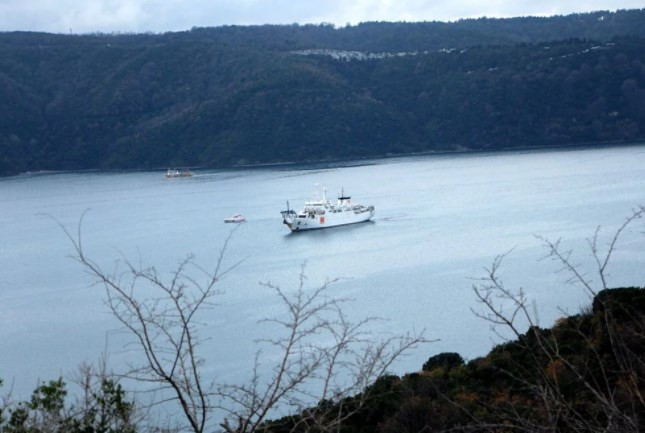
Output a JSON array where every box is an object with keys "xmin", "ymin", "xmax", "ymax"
[{"xmin": 2, "ymin": 145, "xmax": 645, "ymax": 399}]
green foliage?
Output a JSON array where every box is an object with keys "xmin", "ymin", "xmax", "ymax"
[
  {"xmin": 29, "ymin": 378, "xmax": 66, "ymax": 413},
  {"xmin": 1, "ymin": 10, "xmax": 645, "ymax": 176},
  {"xmin": 64, "ymin": 379, "xmax": 135, "ymax": 433},
  {"xmin": 421, "ymin": 352, "xmax": 464, "ymax": 372},
  {"xmin": 0, "ymin": 377, "xmax": 137, "ymax": 433}
]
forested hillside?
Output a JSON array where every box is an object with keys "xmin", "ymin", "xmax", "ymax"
[
  {"xmin": 1, "ymin": 9, "xmax": 645, "ymax": 176},
  {"xmin": 267, "ymin": 287, "xmax": 645, "ymax": 433}
]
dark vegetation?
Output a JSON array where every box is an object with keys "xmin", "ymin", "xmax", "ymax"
[
  {"xmin": 1, "ymin": 9, "xmax": 645, "ymax": 176},
  {"xmin": 3, "ymin": 287, "xmax": 642, "ymax": 432},
  {"xmin": 266, "ymin": 287, "xmax": 645, "ymax": 433},
  {"xmin": 0, "ymin": 369, "xmax": 137, "ymax": 433}
]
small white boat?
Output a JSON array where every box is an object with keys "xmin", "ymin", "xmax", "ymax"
[
  {"xmin": 281, "ymin": 185, "xmax": 374, "ymax": 232},
  {"xmin": 224, "ymin": 214, "xmax": 246, "ymax": 223},
  {"xmin": 165, "ymin": 168, "xmax": 193, "ymax": 178}
]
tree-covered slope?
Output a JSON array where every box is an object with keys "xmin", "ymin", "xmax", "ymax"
[
  {"xmin": 266, "ymin": 287, "xmax": 645, "ymax": 433},
  {"xmin": 1, "ymin": 9, "xmax": 645, "ymax": 176}
]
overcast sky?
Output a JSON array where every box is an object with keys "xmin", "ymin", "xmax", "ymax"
[{"xmin": 0, "ymin": 0, "xmax": 643, "ymax": 34}]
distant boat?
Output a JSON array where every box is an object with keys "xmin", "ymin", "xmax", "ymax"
[
  {"xmin": 165, "ymin": 168, "xmax": 193, "ymax": 178},
  {"xmin": 281, "ymin": 185, "xmax": 374, "ymax": 232},
  {"xmin": 224, "ymin": 214, "xmax": 246, "ymax": 223}
]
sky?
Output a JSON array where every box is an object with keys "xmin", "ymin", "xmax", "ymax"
[{"xmin": 0, "ymin": 0, "xmax": 643, "ymax": 34}]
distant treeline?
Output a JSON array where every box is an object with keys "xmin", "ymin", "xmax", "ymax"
[{"xmin": 1, "ymin": 9, "xmax": 645, "ymax": 176}]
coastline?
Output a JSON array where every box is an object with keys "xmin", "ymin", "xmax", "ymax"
[{"xmin": 3, "ymin": 138, "xmax": 645, "ymax": 179}]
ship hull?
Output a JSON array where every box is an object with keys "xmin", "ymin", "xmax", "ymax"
[{"xmin": 283, "ymin": 208, "xmax": 374, "ymax": 232}]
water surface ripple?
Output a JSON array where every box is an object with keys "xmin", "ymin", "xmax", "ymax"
[{"xmin": 2, "ymin": 145, "xmax": 645, "ymax": 398}]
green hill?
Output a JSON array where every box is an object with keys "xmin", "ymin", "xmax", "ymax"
[{"xmin": 1, "ymin": 9, "xmax": 645, "ymax": 176}]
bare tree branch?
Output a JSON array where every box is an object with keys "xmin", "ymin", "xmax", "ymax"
[
  {"xmin": 217, "ymin": 264, "xmax": 429, "ymax": 433},
  {"xmin": 54, "ymin": 213, "xmax": 429, "ymax": 433},
  {"xmin": 470, "ymin": 207, "xmax": 645, "ymax": 433}
]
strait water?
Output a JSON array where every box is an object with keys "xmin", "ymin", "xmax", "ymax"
[{"xmin": 1, "ymin": 145, "xmax": 645, "ymax": 400}]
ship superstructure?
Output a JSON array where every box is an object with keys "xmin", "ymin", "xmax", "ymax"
[{"xmin": 281, "ymin": 186, "xmax": 374, "ymax": 231}]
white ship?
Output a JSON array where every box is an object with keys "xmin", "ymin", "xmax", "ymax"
[
  {"xmin": 281, "ymin": 186, "xmax": 375, "ymax": 232},
  {"xmin": 165, "ymin": 168, "xmax": 192, "ymax": 178}
]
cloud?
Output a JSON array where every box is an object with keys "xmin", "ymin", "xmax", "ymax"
[
  {"xmin": 311, "ymin": 0, "xmax": 645, "ymax": 24},
  {"xmin": 64, "ymin": 1, "xmax": 147, "ymax": 32},
  {"xmin": 0, "ymin": 0, "xmax": 143, "ymax": 33},
  {"xmin": 0, "ymin": 0, "xmax": 642, "ymax": 33}
]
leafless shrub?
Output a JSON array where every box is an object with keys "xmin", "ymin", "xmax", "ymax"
[
  {"xmin": 58, "ymin": 214, "xmax": 427, "ymax": 433},
  {"xmin": 469, "ymin": 206, "xmax": 645, "ymax": 433},
  {"xmin": 57, "ymin": 212, "xmax": 244, "ymax": 432},
  {"xmin": 216, "ymin": 264, "xmax": 428, "ymax": 433}
]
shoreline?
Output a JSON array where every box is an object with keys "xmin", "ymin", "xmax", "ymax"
[{"xmin": 3, "ymin": 138, "xmax": 644, "ymax": 179}]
